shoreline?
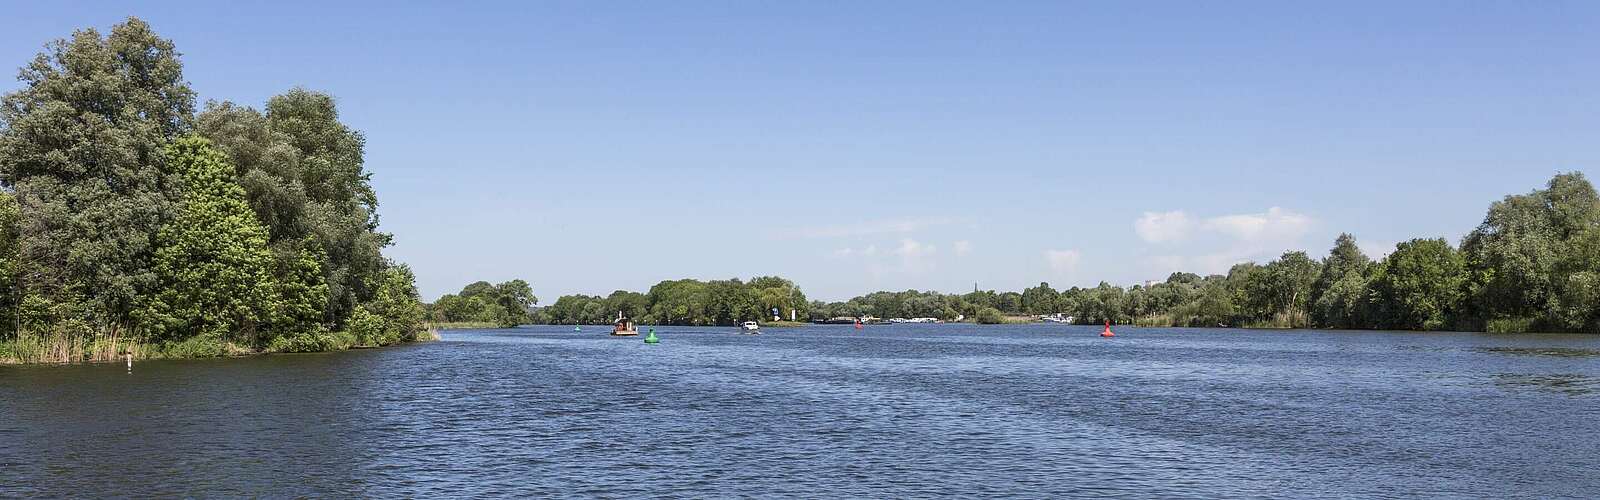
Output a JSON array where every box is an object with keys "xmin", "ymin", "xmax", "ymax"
[{"xmin": 0, "ymin": 329, "xmax": 441, "ymax": 366}]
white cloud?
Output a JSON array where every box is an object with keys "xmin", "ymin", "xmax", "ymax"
[
  {"xmin": 1133, "ymin": 207, "xmax": 1313, "ymax": 246},
  {"xmin": 838, "ymin": 240, "xmax": 937, "ymax": 274},
  {"xmin": 1201, "ymin": 207, "xmax": 1312, "ymax": 243},
  {"xmin": 1136, "ymin": 207, "xmax": 1317, "ymax": 275},
  {"xmin": 1134, "ymin": 210, "xmax": 1194, "ymax": 243},
  {"xmin": 892, "ymin": 238, "xmax": 937, "ymax": 272},
  {"xmin": 782, "ymin": 217, "xmax": 965, "ymax": 239},
  {"xmin": 953, "ymin": 240, "xmax": 973, "ymax": 257},
  {"xmin": 1046, "ymin": 249, "xmax": 1081, "ymax": 274}
]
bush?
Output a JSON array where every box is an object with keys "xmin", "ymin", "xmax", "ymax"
[
  {"xmin": 1486, "ymin": 317, "xmax": 1536, "ymax": 334},
  {"xmin": 155, "ymin": 335, "xmax": 227, "ymax": 358},
  {"xmin": 347, "ymin": 307, "xmax": 389, "ymax": 346},
  {"xmin": 267, "ymin": 328, "xmax": 356, "ymax": 353},
  {"xmin": 975, "ymin": 307, "xmax": 1005, "ymax": 324}
]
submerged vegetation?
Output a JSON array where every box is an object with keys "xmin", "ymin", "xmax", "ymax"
[{"xmin": 0, "ymin": 18, "xmax": 427, "ymax": 363}]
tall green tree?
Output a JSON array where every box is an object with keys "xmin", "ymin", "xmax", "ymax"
[
  {"xmin": 140, "ymin": 136, "xmax": 278, "ymax": 343},
  {"xmin": 0, "ymin": 192, "xmax": 19, "ymax": 338},
  {"xmin": 0, "ymin": 17, "xmax": 195, "ymax": 333},
  {"xmin": 1552, "ymin": 226, "xmax": 1600, "ymax": 332},
  {"xmin": 270, "ymin": 239, "xmax": 330, "ymax": 336},
  {"xmin": 1310, "ymin": 234, "xmax": 1372, "ymax": 328},
  {"xmin": 356, "ymin": 264, "xmax": 427, "ymax": 345},
  {"xmin": 427, "ymin": 279, "xmax": 537, "ymax": 327},
  {"xmin": 1262, "ymin": 251, "xmax": 1320, "ymax": 325},
  {"xmin": 196, "ymin": 89, "xmax": 389, "ymax": 329},
  {"xmin": 1372, "ymin": 238, "xmax": 1466, "ymax": 331},
  {"xmin": 749, "ymin": 275, "xmax": 808, "ymax": 320},
  {"xmin": 1460, "ymin": 173, "xmax": 1598, "ymax": 330},
  {"xmin": 490, "ymin": 279, "xmax": 537, "ymax": 327},
  {"xmin": 1021, "ymin": 282, "xmax": 1061, "ymax": 314}
]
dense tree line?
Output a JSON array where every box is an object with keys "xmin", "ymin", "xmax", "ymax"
[
  {"xmin": 536, "ymin": 276, "xmax": 808, "ymax": 326},
  {"xmin": 427, "ymin": 280, "xmax": 537, "ymax": 327},
  {"xmin": 811, "ymin": 173, "xmax": 1600, "ymax": 333},
  {"xmin": 0, "ymin": 18, "xmax": 426, "ymax": 360}
]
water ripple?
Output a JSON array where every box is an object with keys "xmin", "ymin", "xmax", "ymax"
[{"xmin": 1, "ymin": 325, "xmax": 1598, "ymax": 498}]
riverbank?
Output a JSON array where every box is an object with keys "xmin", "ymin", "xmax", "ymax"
[
  {"xmin": 0, "ymin": 329, "xmax": 440, "ymax": 365},
  {"xmin": 429, "ymin": 322, "xmax": 503, "ymax": 330}
]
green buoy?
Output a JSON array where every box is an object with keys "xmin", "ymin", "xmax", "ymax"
[
  {"xmin": 574, "ymin": 326, "xmax": 581, "ymax": 332},
  {"xmin": 644, "ymin": 327, "xmax": 659, "ymax": 344}
]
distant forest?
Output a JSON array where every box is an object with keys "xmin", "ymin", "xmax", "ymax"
[{"xmin": 451, "ymin": 172, "xmax": 1599, "ymax": 333}]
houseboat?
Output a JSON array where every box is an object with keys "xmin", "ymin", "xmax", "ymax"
[{"xmin": 612, "ymin": 312, "xmax": 638, "ymax": 336}]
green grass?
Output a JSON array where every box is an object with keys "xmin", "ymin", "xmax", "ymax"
[
  {"xmin": 1240, "ymin": 311, "xmax": 1309, "ymax": 329},
  {"xmin": 1486, "ymin": 317, "xmax": 1536, "ymax": 334},
  {"xmin": 2, "ymin": 326, "xmax": 437, "ymax": 365},
  {"xmin": 1134, "ymin": 314, "xmax": 1180, "ymax": 327},
  {"xmin": 0, "ymin": 332, "xmax": 146, "ymax": 364}
]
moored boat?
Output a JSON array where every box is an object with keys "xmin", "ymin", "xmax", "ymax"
[{"xmin": 612, "ymin": 312, "xmax": 638, "ymax": 336}]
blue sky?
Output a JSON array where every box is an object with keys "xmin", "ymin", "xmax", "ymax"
[{"xmin": 5, "ymin": 1, "xmax": 1598, "ymax": 301}]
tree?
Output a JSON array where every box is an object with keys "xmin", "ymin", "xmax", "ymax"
[
  {"xmin": 1312, "ymin": 270, "xmax": 1371, "ymax": 330},
  {"xmin": 196, "ymin": 89, "xmax": 389, "ymax": 330},
  {"xmin": 491, "ymin": 279, "xmax": 536, "ymax": 327},
  {"xmin": 1552, "ymin": 227, "xmax": 1600, "ymax": 332},
  {"xmin": 704, "ymin": 279, "xmax": 760, "ymax": 325},
  {"xmin": 1021, "ymin": 282, "xmax": 1061, "ymax": 314},
  {"xmin": 139, "ymin": 136, "xmax": 278, "ymax": 344},
  {"xmin": 0, "ymin": 17, "xmax": 195, "ymax": 333},
  {"xmin": 270, "ymin": 238, "xmax": 330, "ymax": 336},
  {"xmin": 749, "ymin": 275, "xmax": 808, "ymax": 320},
  {"xmin": 1226, "ymin": 263, "xmax": 1266, "ymax": 323},
  {"xmin": 1460, "ymin": 172, "xmax": 1599, "ymax": 330},
  {"xmin": 974, "ymin": 307, "xmax": 1005, "ymax": 324},
  {"xmin": 1372, "ymin": 238, "xmax": 1466, "ymax": 330},
  {"xmin": 1260, "ymin": 251, "xmax": 1321, "ymax": 326},
  {"xmin": 0, "ymin": 192, "xmax": 19, "ymax": 338},
  {"xmin": 1079, "ymin": 282, "xmax": 1126, "ymax": 323},
  {"xmin": 1190, "ymin": 279, "xmax": 1236, "ymax": 327},
  {"xmin": 429, "ymin": 279, "xmax": 537, "ymax": 327},
  {"xmin": 1310, "ymin": 234, "xmax": 1372, "ymax": 328},
  {"xmin": 358, "ymin": 264, "xmax": 426, "ymax": 345},
  {"xmin": 604, "ymin": 290, "xmax": 650, "ymax": 320},
  {"xmin": 995, "ymin": 292, "xmax": 1023, "ymax": 313},
  {"xmin": 647, "ymin": 279, "xmax": 708, "ymax": 325}
]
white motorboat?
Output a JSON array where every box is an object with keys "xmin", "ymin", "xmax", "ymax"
[{"xmin": 1040, "ymin": 314, "xmax": 1074, "ymax": 324}]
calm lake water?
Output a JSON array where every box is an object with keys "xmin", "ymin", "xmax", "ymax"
[{"xmin": 3, "ymin": 325, "xmax": 1599, "ymax": 498}]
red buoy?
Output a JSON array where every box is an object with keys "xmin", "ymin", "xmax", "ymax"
[
  {"xmin": 854, "ymin": 318, "xmax": 863, "ymax": 330},
  {"xmin": 1101, "ymin": 320, "xmax": 1115, "ymax": 338}
]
